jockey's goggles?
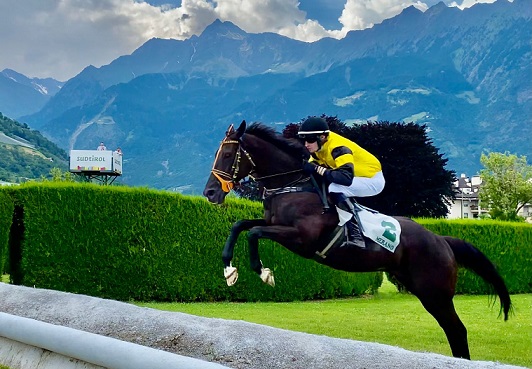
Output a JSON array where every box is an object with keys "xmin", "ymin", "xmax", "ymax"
[{"xmin": 298, "ymin": 134, "xmax": 320, "ymax": 143}]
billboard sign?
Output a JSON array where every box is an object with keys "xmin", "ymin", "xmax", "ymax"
[{"xmin": 69, "ymin": 150, "xmax": 122, "ymax": 175}]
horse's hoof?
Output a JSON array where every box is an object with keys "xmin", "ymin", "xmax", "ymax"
[
  {"xmin": 260, "ymin": 268, "xmax": 275, "ymax": 287},
  {"xmin": 224, "ymin": 266, "xmax": 238, "ymax": 286}
]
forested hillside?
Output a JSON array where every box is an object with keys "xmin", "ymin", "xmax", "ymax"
[{"xmin": 0, "ymin": 113, "xmax": 68, "ymax": 183}]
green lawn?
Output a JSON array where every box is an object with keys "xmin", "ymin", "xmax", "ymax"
[{"xmin": 136, "ymin": 280, "xmax": 532, "ymax": 367}]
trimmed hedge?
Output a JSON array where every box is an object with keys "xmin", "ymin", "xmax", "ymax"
[
  {"xmin": 418, "ymin": 219, "xmax": 532, "ymax": 294},
  {"xmin": 1, "ymin": 183, "xmax": 530, "ymax": 301},
  {"xmin": 2, "ymin": 183, "xmax": 380, "ymax": 302}
]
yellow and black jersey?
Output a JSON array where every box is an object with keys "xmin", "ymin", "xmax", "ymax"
[{"xmin": 310, "ymin": 132, "xmax": 381, "ymax": 185}]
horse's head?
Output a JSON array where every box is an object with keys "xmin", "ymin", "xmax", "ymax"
[{"xmin": 203, "ymin": 120, "xmax": 254, "ymax": 204}]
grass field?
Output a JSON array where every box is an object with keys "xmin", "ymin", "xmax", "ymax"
[{"xmin": 137, "ymin": 279, "xmax": 532, "ymax": 367}]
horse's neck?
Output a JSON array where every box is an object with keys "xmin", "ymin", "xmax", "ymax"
[{"xmin": 246, "ymin": 138, "xmax": 302, "ymax": 189}]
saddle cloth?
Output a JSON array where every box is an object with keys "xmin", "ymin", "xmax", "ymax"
[{"xmin": 354, "ymin": 203, "xmax": 401, "ymax": 253}]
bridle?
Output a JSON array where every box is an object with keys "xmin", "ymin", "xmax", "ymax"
[
  {"xmin": 210, "ymin": 126, "xmax": 304, "ymax": 193},
  {"xmin": 211, "ymin": 127, "xmax": 256, "ymax": 193}
]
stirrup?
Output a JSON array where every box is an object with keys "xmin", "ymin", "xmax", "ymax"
[
  {"xmin": 341, "ymin": 235, "xmax": 365, "ymax": 248},
  {"xmin": 343, "ymin": 238, "xmax": 365, "ymax": 248}
]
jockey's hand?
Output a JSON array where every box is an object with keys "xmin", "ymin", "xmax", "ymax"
[{"xmin": 302, "ymin": 161, "xmax": 317, "ymax": 174}]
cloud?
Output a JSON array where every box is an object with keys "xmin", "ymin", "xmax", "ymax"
[
  {"xmin": 0, "ymin": 0, "xmax": 484, "ymax": 81},
  {"xmin": 447, "ymin": 0, "xmax": 498, "ymax": 10},
  {"xmin": 336, "ymin": 0, "xmax": 429, "ymax": 36}
]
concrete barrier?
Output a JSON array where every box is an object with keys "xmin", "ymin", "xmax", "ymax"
[{"xmin": 0, "ymin": 312, "xmax": 231, "ymax": 369}]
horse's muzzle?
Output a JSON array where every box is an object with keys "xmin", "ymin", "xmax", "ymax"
[{"xmin": 203, "ymin": 187, "xmax": 227, "ymax": 204}]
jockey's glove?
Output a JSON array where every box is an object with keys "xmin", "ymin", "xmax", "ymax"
[
  {"xmin": 302, "ymin": 161, "xmax": 317, "ymax": 174},
  {"xmin": 315, "ymin": 166, "xmax": 328, "ymax": 176},
  {"xmin": 303, "ymin": 161, "xmax": 329, "ymax": 176}
]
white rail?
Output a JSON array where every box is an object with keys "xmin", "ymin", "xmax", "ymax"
[{"xmin": 0, "ymin": 312, "xmax": 231, "ymax": 369}]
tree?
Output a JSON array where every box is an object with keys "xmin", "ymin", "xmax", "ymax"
[{"xmin": 479, "ymin": 152, "xmax": 532, "ymax": 221}]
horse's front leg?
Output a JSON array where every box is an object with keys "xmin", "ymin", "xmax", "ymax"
[
  {"xmin": 222, "ymin": 219, "xmax": 266, "ymax": 286},
  {"xmin": 247, "ymin": 225, "xmax": 304, "ymax": 287}
]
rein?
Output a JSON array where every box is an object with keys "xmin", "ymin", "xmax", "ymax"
[
  {"xmin": 262, "ymin": 176, "xmax": 313, "ymax": 199},
  {"xmin": 211, "ymin": 130, "xmax": 305, "ymax": 193},
  {"xmin": 252, "ymin": 169, "xmax": 303, "ymax": 181}
]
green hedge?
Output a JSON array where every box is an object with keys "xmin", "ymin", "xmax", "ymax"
[
  {"xmin": 418, "ymin": 219, "xmax": 532, "ymax": 294},
  {"xmin": 3, "ymin": 183, "xmax": 380, "ymax": 302},
  {"xmin": 2, "ymin": 183, "xmax": 530, "ymax": 301}
]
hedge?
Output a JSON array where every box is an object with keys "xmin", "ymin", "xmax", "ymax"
[
  {"xmin": 1, "ymin": 183, "xmax": 530, "ymax": 301},
  {"xmin": 419, "ymin": 218, "xmax": 532, "ymax": 294}
]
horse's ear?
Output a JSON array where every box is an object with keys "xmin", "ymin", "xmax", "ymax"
[
  {"xmin": 236, "ymin": 120, "xmax": 246, "ymax": 138},
  {"xmin": 225, "ymin": 124, "xmax": 235, "ymax": 136}
]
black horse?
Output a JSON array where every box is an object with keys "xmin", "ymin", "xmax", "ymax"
[{"xmin": 203, "ymin": 120, "xmax": 511, "ymax": 360}]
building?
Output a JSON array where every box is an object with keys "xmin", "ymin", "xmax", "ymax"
[
  {"xmin": 447, "ymin": 174, "xmax": 484, "ymax": 219},
  {"xmin": 448, "ymin": 174, "xmax": 532, "ymax": 222}
]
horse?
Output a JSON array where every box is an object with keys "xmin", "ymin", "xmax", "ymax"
[{"xmin": 202, "ymin": 120, "xmax": 511, "ymax": 360}]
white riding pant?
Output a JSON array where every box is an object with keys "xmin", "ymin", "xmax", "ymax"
[
  {"xmin": 330, "ymin": 171, "xmax": 385, "ymax": 226},
  {"xmin": 329, "ymin": 171, "xmax": 385, "ymax": 198}
]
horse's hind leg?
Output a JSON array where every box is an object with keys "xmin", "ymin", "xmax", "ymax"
[{"xmin": 417, "ymin": 295, "xmax": 470, "ymax": 359}]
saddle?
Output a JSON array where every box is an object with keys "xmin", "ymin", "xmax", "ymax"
[{"xmin": 312, "ymin": 180, "xmax": 401, "ymax": 259}]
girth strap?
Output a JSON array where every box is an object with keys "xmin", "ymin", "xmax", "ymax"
[{"xmin": 263, "ymin": 186, "xmax": 313, "ymax": 199}]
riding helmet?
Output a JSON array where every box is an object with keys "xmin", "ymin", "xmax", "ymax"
[{"xmin": 298, "ymin": 117, "xmax": 330, "ymax": 135}]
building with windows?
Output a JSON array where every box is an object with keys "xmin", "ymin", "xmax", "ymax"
[
  {"xmin": 447, "ymin": 174, "xmax": 484, "ymax": 219},
  {"xmin": 447, "ymin": 174, "xmax": 532, "ymax": 222}
]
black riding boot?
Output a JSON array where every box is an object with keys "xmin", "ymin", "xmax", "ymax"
[
  {"xmin": 337, "ymin": 200, "xmax": 365, "ymax": 248},
  {"xmin": 330, "ymin": 193, "xmax": 365, "ymax": 248}
]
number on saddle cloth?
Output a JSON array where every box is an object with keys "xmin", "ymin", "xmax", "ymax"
[{"xmin": 354, "ymin": 203, "xmax": 402, "ymax": 252}]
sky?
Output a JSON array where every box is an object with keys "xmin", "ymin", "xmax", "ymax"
[{"xmin": 0, "ymin": 0, "xmax": 498, "ymax": 82}]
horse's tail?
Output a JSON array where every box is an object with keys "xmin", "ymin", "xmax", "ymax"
[{"xmin": 444, "ymin": 236, "xmax": 512, "ymax": 321}]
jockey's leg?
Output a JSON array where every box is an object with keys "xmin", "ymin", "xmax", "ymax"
[{"xmin": 329, "ymin": 192, "xmax": 365, "ymax": 248}]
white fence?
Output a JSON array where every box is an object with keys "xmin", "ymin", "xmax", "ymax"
[{"xmin": 0, "ymin": 312, "xmax": 231, "ymax": 369}]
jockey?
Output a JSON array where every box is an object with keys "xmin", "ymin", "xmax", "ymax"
[{"xmin": 298, "ymin": 117, "xmax": 385, "ymax": 248}]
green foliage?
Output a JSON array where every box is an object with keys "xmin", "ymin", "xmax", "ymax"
[
  {"xmin": 4, "ymin": 184, "xmax": 530, "ymax": 302},
  {"xmin": 419, "ymin": 218, "xmax": 532, "ymax": 294},
  {"xmin": 39, "ymin": 167, "xmax": 78, "ymax": 182},
  {"xmin": 5, "ymin": 183, "xmax": 379, "ymax": 302},
  {"xmin": 0, "ymin": 113, "xmax": 69, "ymax": 183},
  {"xmin": 479, "ymin": 152, "xmax": 532, "ymax": 221}
]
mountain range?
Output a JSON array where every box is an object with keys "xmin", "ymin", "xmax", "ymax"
[
  {"xmin": 1, "ymin": 0, "xmax": 530, "ymax": 193},
  {"xmin": 0, "ymin": 69, "xmax": 64, "ymax": 118}
]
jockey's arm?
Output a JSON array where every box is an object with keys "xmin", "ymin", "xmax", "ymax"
[
  {"xmin": 310, "ymin": 146, "xmax": 355, "ymax": 186},
  {"xmin": 323, "ymin": 163, "xmax": 354, "ymax": 186}
]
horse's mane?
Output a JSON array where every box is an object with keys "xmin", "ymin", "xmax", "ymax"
[{"xmin": 245, "ymin": 122, "xmax": 308, "ymax": 159}]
